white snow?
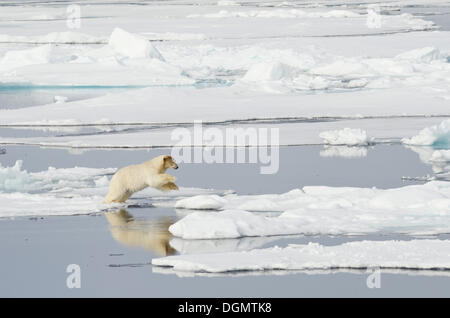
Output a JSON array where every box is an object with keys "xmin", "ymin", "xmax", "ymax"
[
  {"xmin": 319, "ymin": 128, "xmax": 373, "ymax": 146},
  {"xmin": 0, "ymin": 117, "xmax": 445, "ymax": 149},
  {"xmin": 0, "ymin": 29, "xmax": 192, "ymax": 86},
  {"xmin": 1, "ymin": 85, "xmax": 449, "ymax": 127},
  {"xmin": 430, "ymin": 150, "xmax": 450, "ymax": 162},
  {"xmin": 153, "ymin": 239, "xmax": 450, "ymax": 273},
  {"xmin": 174, "ymin": 195, "xmax": 228, "ymax": 210},
  {"xmin": 217, "ymin": 0, "xmax": 240, "ymax": 6},
  {"xmin": 54, "ymin": 96, "xmax": 68, "ymax": 104},
  {"xmin": 169, "ymin": 235, "xmax": 281, "ymax": 256},
  {"xmin": 0, "ymin": 160, "xmax": 115, "ymax": 194},
  {"xmin": 395, "ymin": 46, "xmax": 442, "ymax": 63},
  {"xmin": 170, "ymin": 181, "xmax": 450, "ymax": 238},
  {"xmin": 0, "ymin": 44, "xmax": 53, "ymax": 72},
  {"xmin": 108, "ymin": 27, "xmax": 165, "ymax": 61},
  {"xmin": 402, "ymin": 119, "xmax": 450, "ymax": 147},
  {"xmin": 241, "ymin": 62, "xmax": 296, "ymax": 82}
]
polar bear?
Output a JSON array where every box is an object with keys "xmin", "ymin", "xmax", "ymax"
[{"xmin": 104, "ymin": 155, "xmax": 179, "ymax": 204}]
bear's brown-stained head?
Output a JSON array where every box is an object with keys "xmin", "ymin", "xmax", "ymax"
[{"xmin": 163, "ymin": 155, "xmax": 179, "ymax": 170}]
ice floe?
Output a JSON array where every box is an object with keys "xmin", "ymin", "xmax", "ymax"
[
  {"xmin": 407, "ymin": 146, "xmax": 450, "ymax": 181},
  {"xmin": 108, "ymin": 28, "xmax": 165, "ymax": 61},
  {"xmin": 0, "ymin": 117, "xmax": 446, "ymax": 149},
  {"xmin": 1, "ymin": 85, "xmax": 449, "ymax": 127},
  {"xmin": 152, "ymin": 239, "xmax": 450, "ymax": 273},
  {"xmin": 430, "ymin": 149, "xmax": 450, "ymax": 162},
  {"xmin": 0, "ymin": 32, "xmax": 105, "ymax": 44},
  {"xmin": 402, "ymin": 119, "xmax": 450, "ymax": 147},
  {"xmin": 170, "ymin": 181, "xmax": 450, "ymax": 238},
  {"xmin": 0, "ymin": 45, "xmax": 54, "ymax": 72},
  {"xmin": 319, "ymin": 128, "xmax": 373, "ymax": 146},
  {"xmin": 187, "ymin": 9, "xmax": 361, "ymax": 19},
  {"xmin": 0, "ymin": 160, "xmax": 115, "ymax": 194},
  {"xmin": 0, "ymin": 29, "xmax": 191, "ymax": 86}
]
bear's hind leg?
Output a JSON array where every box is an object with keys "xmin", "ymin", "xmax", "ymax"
[{"xmin": 104, "ymin": 189, "xmax": 132, "ymax": 204}]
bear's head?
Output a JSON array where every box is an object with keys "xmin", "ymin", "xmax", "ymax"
[{"xmin": 163, "ymin": 155, "xmax": 179, "ymax": 170}]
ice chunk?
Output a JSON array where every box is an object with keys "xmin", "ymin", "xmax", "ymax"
[
  {"xmin": 0, "ymin": 160, "xmax": 115, "ymax": 193},
  {"xmin": 153, "ymin": 240, "xmax": 450, "ymax": 273},
  {"xmin": 319, "ymin": 128, "xmax": 373, "ymax": 146},
  {"xmin": 242, "ymin": 62, "xmax": 296, "ymax": 82},
  {"xmin": 396, "ymin": 47, "xmax": 441, "ymax": 63},
  {"xmin": 217, "ymin": 0, "xmax": 239, "ymax": 6},
  {"xmin": 169, "ymin": 181, "xmax": 450, "ymax": 239},
  {"xmin": 0, "ymin": 192, "xmax": 107, "ymax": 217},
  {"xmin": 430, "ymin": 150, "xmax": 450, "ymax": 162},
  {"xmin": 0, "ymin": 44, "xmax": 53, "ymax": 71},
  {"xmin": 402, "ymin": 119, "xmax": 450, "ymax": 147},
  {"xmin": 175, "ymin": 195, "xmax": 227, "ymax": 210},
  {"xmin": 54, "ymin": 96, "xmax": 68, "ymax": 104},
  {"xmin": 108, "ymin": 27, "xmax": 165, "ymax": 61},
  {"xmin": 0, "ymin": 161, "xmax": 31, "ymax": 193}
]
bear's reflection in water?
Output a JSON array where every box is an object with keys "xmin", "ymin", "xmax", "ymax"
[{"xmin": 105, "ymin": 209, "xmax": 177, "ymax": 256}]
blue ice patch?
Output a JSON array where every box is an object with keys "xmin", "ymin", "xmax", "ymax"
[{"xmin": 433, "ymin": 132, "xmax": 450, "ymax": 149}]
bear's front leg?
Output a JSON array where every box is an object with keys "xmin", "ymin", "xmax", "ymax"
[
  {"xmin": 156, "ymin": 182, "xmax": 179, "ymax": 192},
  {"xmin": 149, "ymin": 174, "xmax": 176, "ymax": 187}
]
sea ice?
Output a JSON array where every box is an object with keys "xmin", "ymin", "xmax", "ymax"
[
  {"xmin": 170, "ymin": 181, "xmax": 450, "ymax": 238},
  {"xmin": 188, "ymin": 9, "xmax": 362, "ymax": 19},
  {"xmin": 319, "ymin": 128, "xmax": 373, "ymax": 146},
  {"xmin": 0, "ymin": 32, "xmax": 105, "ymax": 44},
  {"xmin": 0, "ymin": 44, "xmax": 53, "ymax": 72},
  {"xmin": 0, "ymin": 160, "xmax": 115, "ymax": 193},
  {"xmin": 430, "ymin": 149, "xmax": 450, "ymax": 162},
  {"xmin": 152, "ymin": 239, "xmax": 450, "ymax": 273},
  {"xmin": 402, "ymin": 119, "xmax": 450, "ymax": 147},
  {"xmin": 108, "ymin": 27, "xmax": 165, "ymax": 61}
]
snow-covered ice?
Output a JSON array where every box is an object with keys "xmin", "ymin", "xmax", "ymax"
[
  {"xmin": 0, "ymin": 117, "xmax": 445, "ymax": 149},
  {"xmin": 0, "ymin": 160, "xmax": 114, "ymax": 194},
  {"xmin": 402, "ymin": 119, "xmax": 450, "ymax": 147},
  {"xmin": 1, "ymin": 0, "xmax": 450, "ymax": 295},
  {"xmin": 0, "ymin": 32, "xmax": 105, "ymax": 44},
  {"xmin": 430, "ymin": 149, "xmax": 450, "ymax": 162},
  {"xmin": 1, "ymin": 86, "xmax": 449, "ymax": 127},
  {"xmin": 171, "ymin": 181, "xmax": 450, "ymax": 238},
  {"xmin": 319, "ymin": 128, "xmax": 373, "ymax": 146},
  {"xmin": 152, "ymin": 239, "xmax": 450, "ymax": 273},
  {"xmin": 108, "ymin": 28, "xmax": 165, "ymax": 61}
]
